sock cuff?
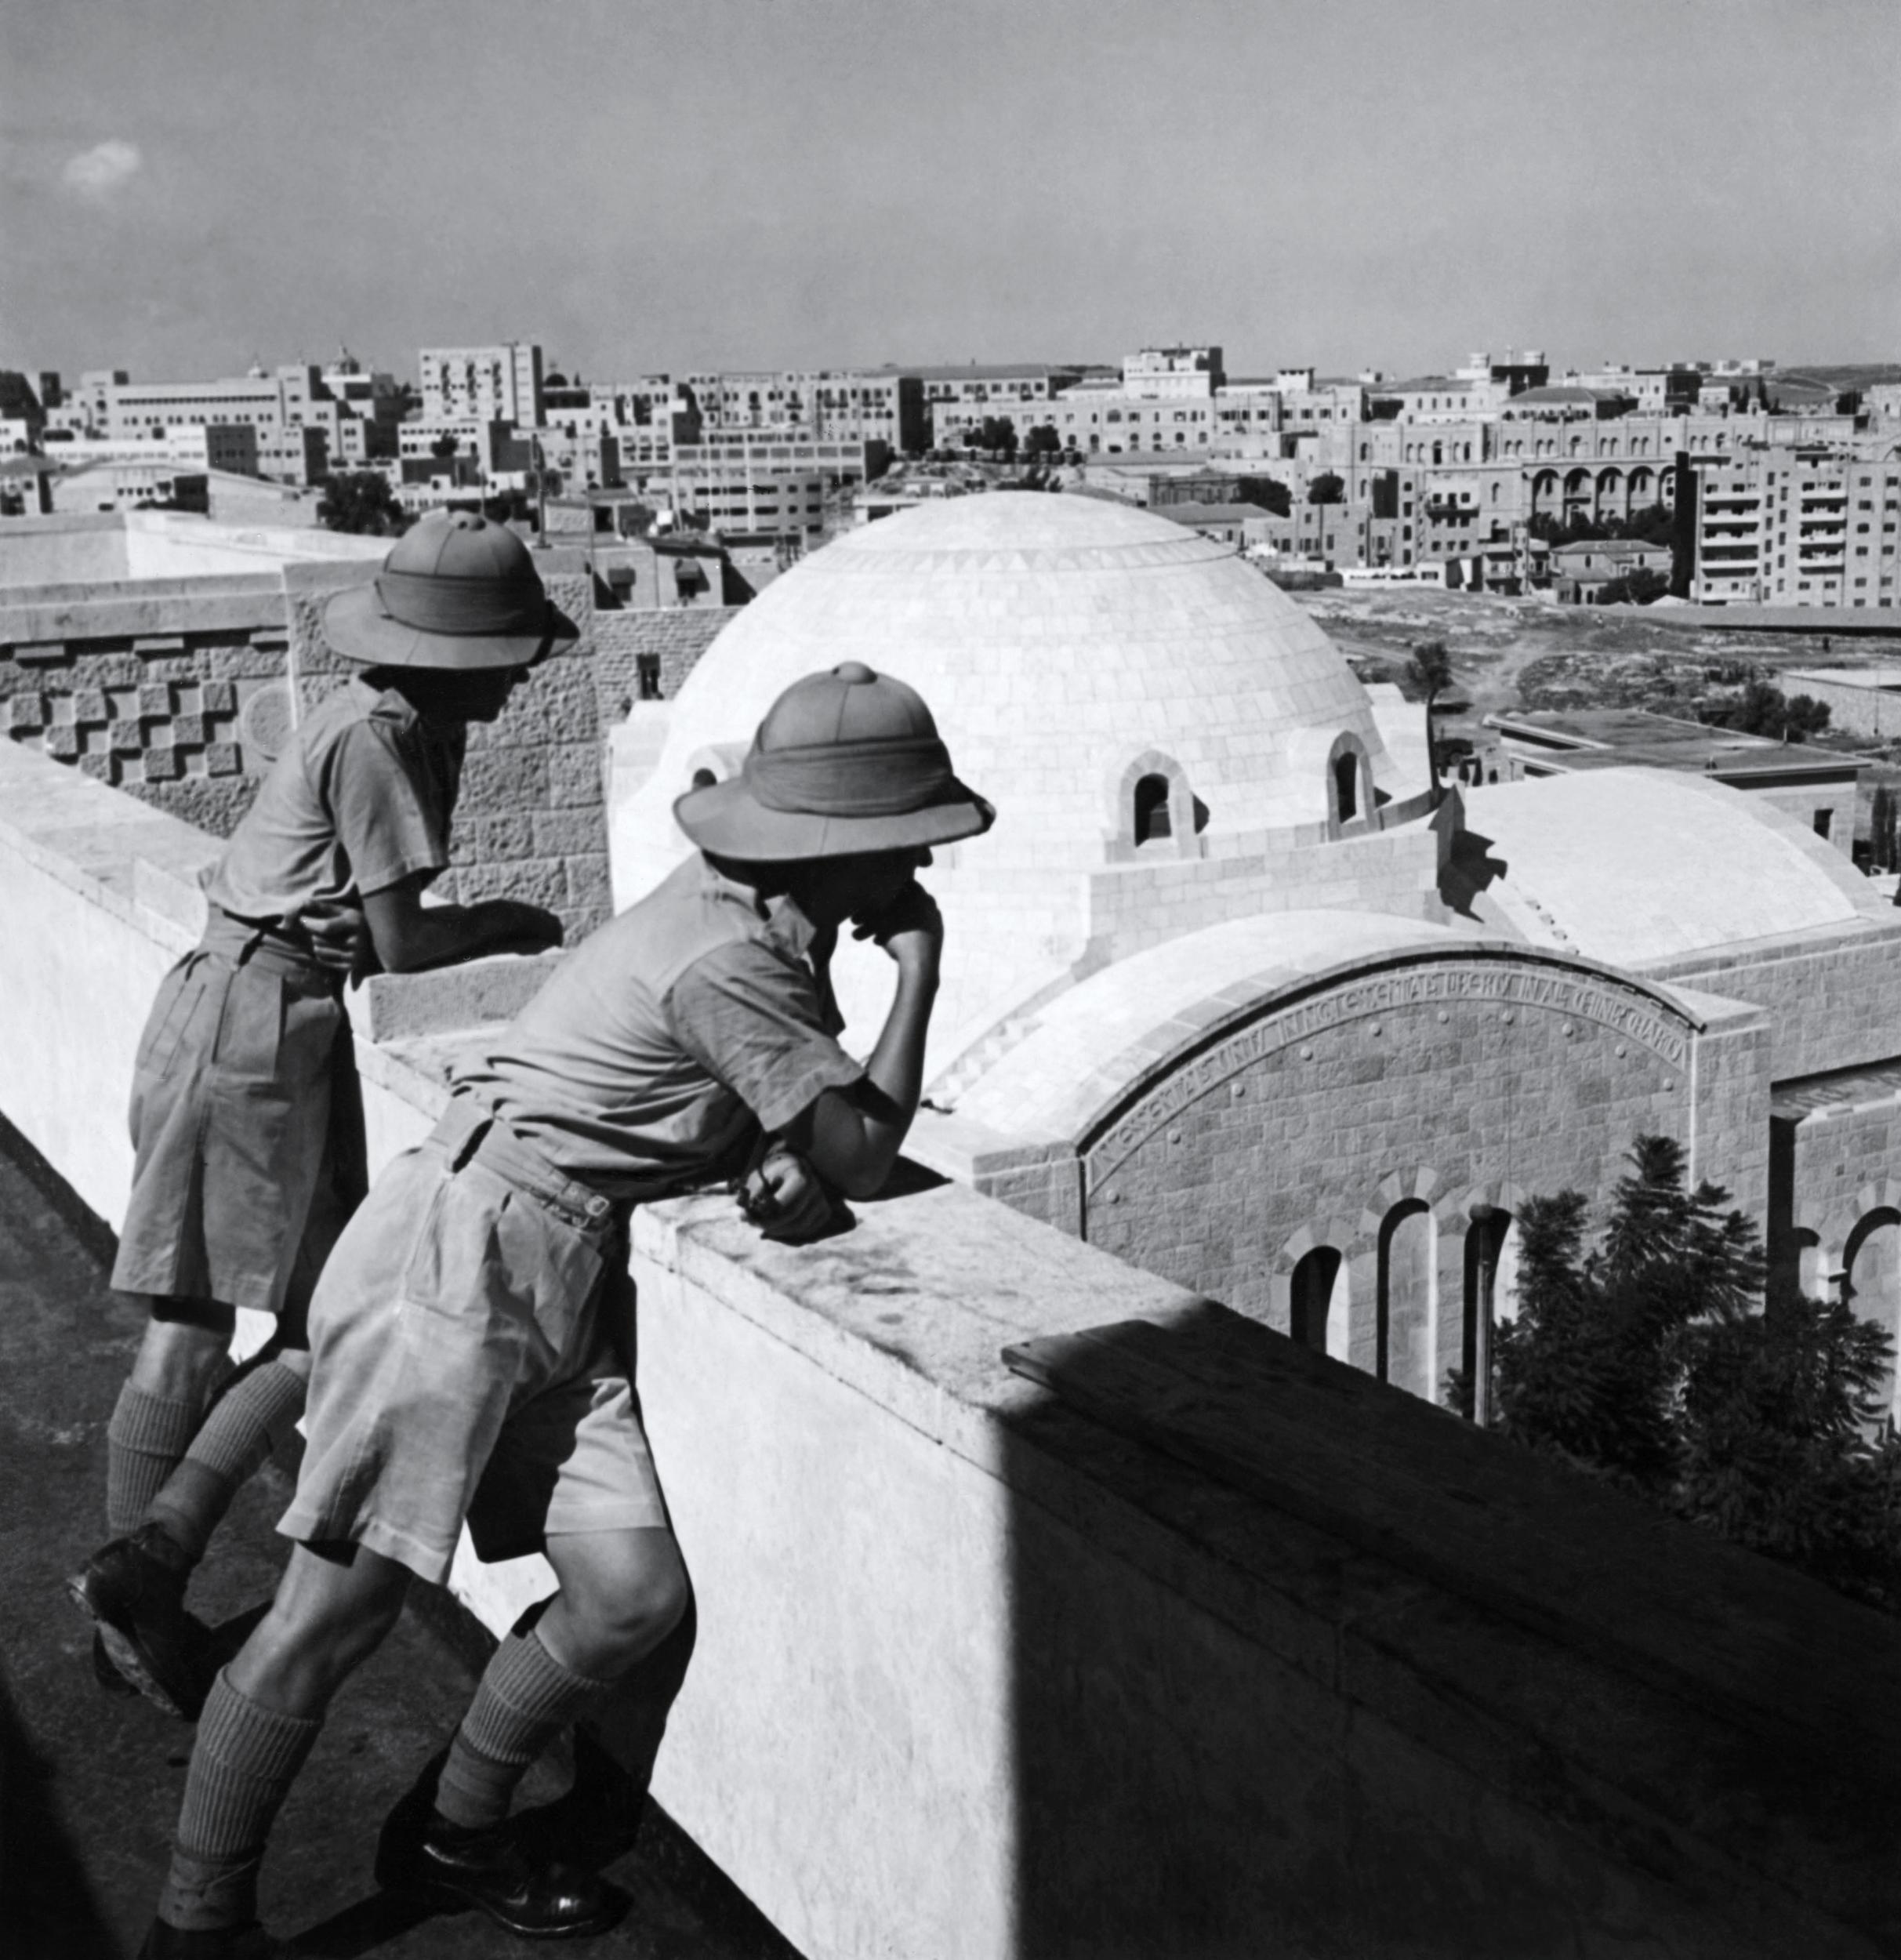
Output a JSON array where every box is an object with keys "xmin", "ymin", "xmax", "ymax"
[
  {"xmin": 195, "ymin": 1668, "xmax": 324, "ymax": 1784},
  {"xmin": 107, "ymin": 1382, "xmax": 201, "ymax": 1456},
  {"xmin": 183, "ymin": 1359, "xmax": 308, "ymax": 1481},
  {"xmin": 459, "ymin": 1631, "xmax": 613, "ymax": 1764}
]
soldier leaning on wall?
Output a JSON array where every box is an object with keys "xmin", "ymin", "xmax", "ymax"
[
  {"xmin": 69, "ymin": 512, "xmax": 568, "ymax": 1720},
  {"xmin": 136, "ymin": 661, "xmax": 992, "ymax": 1955}
]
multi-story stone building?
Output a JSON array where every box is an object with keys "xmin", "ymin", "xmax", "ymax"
[
  {"xmin": 1690, "ymin": 447, "xmax": 1901, "ymax": 609},
  {"xmin": 418, "ymin": 340, "xmax": 545, "ymax": 429},
  {"xmin": 912, "ymin": 363, "xmax": 1083, "ymax": 446}
]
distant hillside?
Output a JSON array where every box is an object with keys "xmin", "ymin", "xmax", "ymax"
[{"xmin": 1779, "ymin": 364, "xmax": 1901, "ymax": 390}]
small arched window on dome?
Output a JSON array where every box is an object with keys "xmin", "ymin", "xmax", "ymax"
[
  {"xmin": 690, "ymin": 768, "xmax": 717, "ymax": 791},
  {"xmin": 1332, "ymin": 751, "xmax": 1359, "ymax": 823},
  {"xmin": 1133, "ymin": 773, "xmax": 1173, "ymax": 844}
]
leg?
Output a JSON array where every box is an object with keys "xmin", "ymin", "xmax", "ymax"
[
  {"xmin": 110, "ymin": 1298, "xmax": 237, "ymax": 1534},
  {"xmin": 144, "ymin": 1341, "xmax": 311, "ymax": 1566},
  {"xmin": 154, "ymin": 1542, "xmax": 409, "ymax": 1941},
  {"xmin": 434, "ymin": 1526, "xmax": 688, "ymax": 1832}
]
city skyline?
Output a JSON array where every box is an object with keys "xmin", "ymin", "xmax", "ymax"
[{"xmin": 4, "ymin": 0, "xmax": 1899, "ymax": 383}]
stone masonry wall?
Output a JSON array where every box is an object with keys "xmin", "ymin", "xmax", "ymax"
[
  {"xmin": 284, "ymin": 561, "xmax": 612, "ymax": 942},
  {"xmin": 1082, "ymin": 980, "xmax": 1703, "ymax": 1398},
  {"xmin": 590, "ymin": 604, "xmax": 738, "ymax": 723},
  {"xmin": 1652, "ymin": 924, "xmax": 1901, "ymax": 1081}
]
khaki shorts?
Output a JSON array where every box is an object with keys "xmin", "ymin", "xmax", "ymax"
[
  {"xmin": 278, "ymin": 1105, "xmax": 668, "ymax": 1586},
  {"xmin": 111, "ymin": 916, "xmax": 364, "ymax": 1321}
]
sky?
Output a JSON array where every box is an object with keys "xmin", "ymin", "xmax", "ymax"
[{"xmin": 3, "ymin": 0, "xmax": 1898, "ymax": 388}]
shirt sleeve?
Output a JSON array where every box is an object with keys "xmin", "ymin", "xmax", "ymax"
[
  {"xmin": 665, "ymin": 940, "xmax": 865, "ymax": 1134},
  {"xmin": 325, "ymin": 721, "xmax": 451, "ymax": 898}
]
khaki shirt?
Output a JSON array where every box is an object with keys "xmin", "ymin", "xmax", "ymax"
[
  {"xmin": 452, "ymin": 857, "xmax": 862, "ymax": 1203},
  {"xmin": 205, "ymin": 679, "xmax": 464, "ymax": 927}
]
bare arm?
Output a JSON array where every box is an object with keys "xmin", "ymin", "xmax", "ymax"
[
  {"xmin": 786, "ymin": 884, "xmax": 941, "ymax": 1201},
  {"xmin": 361, "ymin": 873, "xmax": 563, "ymax": 975}
]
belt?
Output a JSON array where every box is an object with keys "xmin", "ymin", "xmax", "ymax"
[
  {"xmin": 199, "ymin": 909, "xmax": 339, "ymax": 990},
  {"xmin": 430, "ymin": 1092, "xmax": 618, "ymax": 1237}
]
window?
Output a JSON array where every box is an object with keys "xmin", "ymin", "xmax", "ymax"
[
  {"xmin": 1133, "ymin": 773, "xmax": 1172, "ymax": 844},
  {"xmin": 1814, "ymin": 809, "xmax": 1834, "ymax": 839},
  {"xmin": 1333, "ymin": 752, "xmax": 1359, "ymax": 822}
]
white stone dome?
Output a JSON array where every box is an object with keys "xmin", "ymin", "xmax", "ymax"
[{"xmin": 612, "ymin": 492, "xmax": 1394, "ymax": 1072}]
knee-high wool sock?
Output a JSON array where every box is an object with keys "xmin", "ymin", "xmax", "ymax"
[
  {"xmin": 106, "ymin": 1384, "xmax": 202, "ymax": 1538},
  {"xmin": 434, "ymin": 1629, "xmax": 617, "ymax": 1831},
  {"xmin": 159, "ymin": 1668, "xmax": 322, "ymax": 1933},
  {"xmin": 144, "ymin": 1359, "xmax": 308, "ymax": 1563}
]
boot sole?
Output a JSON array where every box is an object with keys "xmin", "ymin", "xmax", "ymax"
[
  {"xmin": 65, "ymin": 1573, "xmax": 198, "ymax": 1722},
  {"xmin": 376, "ymin": 1853, "xmax": 629, "ymax": 1940}
]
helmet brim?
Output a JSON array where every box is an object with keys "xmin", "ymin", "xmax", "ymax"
[
  {"xmin": 322, "ymin": 582, "xmax": 581, "ymax": 671},
  {"xmin": 673, "ymin": 775, "xmax": 995, "ymax": 861}
]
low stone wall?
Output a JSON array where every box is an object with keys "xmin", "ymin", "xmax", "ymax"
[
  {"xmin": 1776, "ymin": 668, "xmax": 1901, "ymax": 741},
  {"xmin": 4, "ymin": 735, "xmax": 1899, "ymax": 1959}
]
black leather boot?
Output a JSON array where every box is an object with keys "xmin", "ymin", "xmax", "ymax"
[
  {"xmin": 375, "ymin": 1755, "xmax": 629, "ymax": 1940},
  {"xmin": 67, "ymin": 1523, "xmax": 212, "ymax": 1720}
]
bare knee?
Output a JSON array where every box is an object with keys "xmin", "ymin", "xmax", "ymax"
[
  {"xmin": 129, "ymin": 1302, "xmax": 236, "ymax": 1401},
  {"xmin": 543, "ymin": 1532, "xmax": 690, "ymax": 1679},
  {"xmin": 230, "ymin": 1544, "xmax": 409, "ymax": 1718}
]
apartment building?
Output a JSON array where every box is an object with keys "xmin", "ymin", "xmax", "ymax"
[
  {"xmin": 419, "ymin": 342, "xmax": 545, "ymax": 428},
  {"xmin": 1692, "ymin": 448, "xmax": 1901, "ymax": 609}
]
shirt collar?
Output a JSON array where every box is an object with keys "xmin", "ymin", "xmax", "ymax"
[
  {"xmin": 350, "ymin": 675, "xmax": 419, "ymax": 735},
  {"xmin": 696, "ymin": 856, "xmax": 821, "ymax": 960}
]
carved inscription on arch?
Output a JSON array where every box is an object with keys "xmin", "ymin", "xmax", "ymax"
[{"xmin": 1088, "ymin": 960, "xmax": 1691, "ymax": 1176}]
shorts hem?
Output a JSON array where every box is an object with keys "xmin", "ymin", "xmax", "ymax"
[
  {"xmin": 542, "ymin": 1499, "xmax": 671, "ymax": 1537},
  {"xmin": 275, "ymin": 1505, "xmax": 456, "ymax": 1588}
]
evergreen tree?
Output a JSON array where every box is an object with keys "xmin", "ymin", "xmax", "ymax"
[{"xmin": 1486, "ymin": 1136, "xmax": 1901, "ymax": 1613}]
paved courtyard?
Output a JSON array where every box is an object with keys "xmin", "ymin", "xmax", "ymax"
[{"xmin": 0, "ymin": 1131, "xmax": 799, "ymax": 1960}]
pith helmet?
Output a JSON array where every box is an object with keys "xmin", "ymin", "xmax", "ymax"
[
  {"xmin": 673, "ymin": 662, "xmax": 994, "ymax": 861},
  {"xmin": 322, "ymin": 511, "xmax": 580, "ymax": 671}
]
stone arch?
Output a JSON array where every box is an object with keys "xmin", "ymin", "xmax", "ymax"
[
  {"xmin": 1531, "ymin": 470, "xmax": 1559, "ymax": 515},
  {"xmin": 1108, "ymin": 749, "xmax": 1201, "ymax": 862},
  {"xmin": 1628, "ymin": 465, "xmax": 1655, "ymax": 506},
  {"xmin": 1379, "ymin": 1196, "xmax": 1438, "ymax": 1392},
  {"xmin": 1844, "ymin": 1203, "xmax": 1901, "ymax": 1423},
  {"xmin": 682, "ymin": 741, "xmax": 745, "ymax": 793},
  {"xmin": 1325, "ymin": 730, "xmax": 1374, "ymax": 833},
  {"xmin": 1596, "ymin": 466, "xmax": 1624, "ymax": 518},
  {"xmin": 1275, "ymin": 1217, "xmax": 1361, "ymax": 1362}
]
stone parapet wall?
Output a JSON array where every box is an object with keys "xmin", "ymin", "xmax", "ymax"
[{"xmin": 1650, "ymin": 920, "xmax": 1901, "ymax": 1080}]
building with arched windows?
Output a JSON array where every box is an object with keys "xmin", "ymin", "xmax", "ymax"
[{"xmin": 611, "ymin": 493, "xmax": 1901, "ymax": 1425}]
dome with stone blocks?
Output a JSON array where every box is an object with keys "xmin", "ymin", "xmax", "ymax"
[
  {"xmin": 611, "ymin": 492, "xmax": 1402, "ymax": 1073},
  {"xmin": 617, "ymin": 493, "xmax": 1390, "ymax": 880}
]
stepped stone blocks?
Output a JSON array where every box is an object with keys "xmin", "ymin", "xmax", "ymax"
[{"xmin": 0, "ymin": 593, "xmax": 292, "ymax": 835}]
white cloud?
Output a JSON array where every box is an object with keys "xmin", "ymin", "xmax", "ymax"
[{"xmin": 63, "ymin": 140, "xmax": 142, "ymax": 201}]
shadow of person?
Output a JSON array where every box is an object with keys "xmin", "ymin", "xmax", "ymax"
[
  {"xmin": 0, "ymin": 1657, "xmax": 121, "ymax": 1958},
  {"xmin": 272, "ymin": 1885, "xmax": 437, "ymax": 1958}
]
